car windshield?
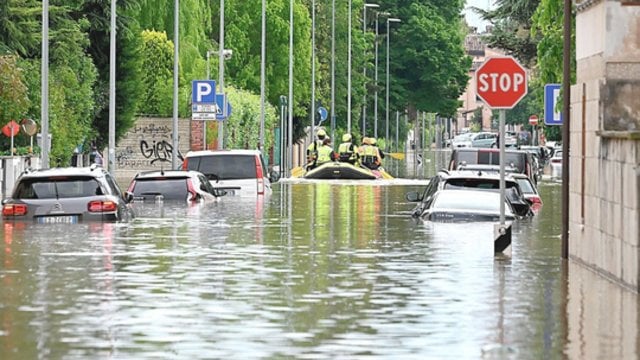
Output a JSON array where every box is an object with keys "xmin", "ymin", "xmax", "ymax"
[
  {"xmin": 133, "ymin": 178, "xmax": 190, "ymax": 200},
  {"xmin": 14, "ymin": 176, "xmax": 103, "ymax": 199},
  {"xmin": 432, "ymin": 191, "xmax": 505, "ymax": 212},
  {"xmin": 187, "ymin": 155, "xmax": 257, "ymax": 180}
]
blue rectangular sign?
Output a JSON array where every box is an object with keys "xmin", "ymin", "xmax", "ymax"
[
  {"xmin": 544, "ymin": 84, "xmax": 563, "ymax": 125},
  {"xmin": 215, "ymin": 94, "xmax": 232, "ymax": 120},
  {"xmin": 192, "ymin": 80, "xmax": 216, "ymax": 104}
]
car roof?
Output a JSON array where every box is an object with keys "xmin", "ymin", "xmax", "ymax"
[
  {"xmin": 184, "ymin": 149, "xmax": 263, "ymax": 157},
  {"xmin": 133, "ymin": 170, "xmax": 204, "ymax": 179},
  {"xmin": 440, "ymin": 170, "xmax": 518, "ymax": 182},
  {"xmin": 452, "ymin": 148, "xmax": 528, "ymax": 154},
  {"xmin": 17, "ymin": 166, "xmax": 107, "ymax": 179}
]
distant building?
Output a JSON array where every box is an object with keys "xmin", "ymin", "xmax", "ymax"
[{"xmin": 457, "ymin": 27, "xmax": 504, "ymax": 134}]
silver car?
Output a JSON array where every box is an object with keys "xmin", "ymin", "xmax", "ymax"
[{"xmin": 2, "ymin": 165, "xmax": 134, "ymax": 223}]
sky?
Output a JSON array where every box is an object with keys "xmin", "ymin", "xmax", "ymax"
[{"xmin": 464, "ymin": 0, "xmax": 493, "ymax": 32}]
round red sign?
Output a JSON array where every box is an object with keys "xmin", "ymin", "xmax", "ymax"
[
  {"xmin": 475, "ymin": 57, "xmax": 528, "ymax": 109},
  {"xmin": 529, "ymin": 115, "xmax": 539, "ymax": 126}
]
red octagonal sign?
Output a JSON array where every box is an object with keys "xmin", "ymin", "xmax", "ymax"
[{"xmin": 476, "ymin": 56, "xmax": 528, "ymax": 109}]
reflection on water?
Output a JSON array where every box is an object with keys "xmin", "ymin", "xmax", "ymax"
[{"xmin": 0, "ymin": 175, "xmax": 638, "ymax": 359}]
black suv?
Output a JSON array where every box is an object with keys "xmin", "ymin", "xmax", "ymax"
[
  {"xmin": 406, "ymin": 169, "xmax": 533, "ymax": 218},
  {"xmin": 2, "ymin": 165, "xmax": 135, "ymax": 223}
]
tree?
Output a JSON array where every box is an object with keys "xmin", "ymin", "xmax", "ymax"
[
  {"xmin": 138, "ymin": 30, "xmax": 174, "ymax": 116},
  {"xmin": 381, "ymin": 0, "xmax": 471, "ymax": 120},
  {"xmin": 83, "ymin": 0, "xmax": 143, "ymax": 146},
  {"xmin": 471, "ymin": 0, "xmax": 541, "ymax": 68}
]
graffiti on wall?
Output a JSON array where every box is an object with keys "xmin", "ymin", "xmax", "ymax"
[{"xmin": 115, "ymin": 119, "xmax": 186, "ymax": 169}]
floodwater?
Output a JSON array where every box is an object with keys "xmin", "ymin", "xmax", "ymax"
[{"xmin": 1, "ymin": 151, "xmax": 638, "ymax": 359}]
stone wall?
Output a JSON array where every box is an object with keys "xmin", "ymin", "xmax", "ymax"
[{"xmin": 572, "ymin": 0, "xmax": 640, "ymax": 291}]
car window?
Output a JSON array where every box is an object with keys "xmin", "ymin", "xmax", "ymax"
[
  {"xmin": 516, "ymin": 178, "xmax": 535, "ymax": 194},
  {"xmin": 132, "ymin": 178, "xmax": 189, "ymax": 200},
  {"xmin": 433, "ymin": 191, "xmax": 503, "ymax": 212},
  {"xmin": 188, "ymin": 155, "xmax": 257, "ymax": 180},
  {"xmin": 455, "ymin": 151, "xmax": 477, "ymax": 165},
  {"xmin": 105, "ymin": 173, "xmax": 122, "ymax": 197},
  {"xmin": 14, "ymin": 176, "xmax": 103, "ymax": 199}
]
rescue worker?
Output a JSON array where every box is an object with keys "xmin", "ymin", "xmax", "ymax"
[
  {"xmin": 337, "ymin": 133, "xmax": 359, "ymax": 165},
  {"xmin": 360, "ymin": 137, "xmax": 383, "ymax": 170},
  {"xmin": 370, "ymin": 138, "xmax": 385, "ymax": 161},
  {"xmin": 306, "ymin": 128, "xmax": 327, "ymax": 170},
  {"xmin": 315, "ymin": 136, "xmax": 336, "ymax": 166}
]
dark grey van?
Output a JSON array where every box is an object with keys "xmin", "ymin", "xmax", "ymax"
[{"xmin": 448, "ymin": 148, "xmax": 538, "ymax": 185}]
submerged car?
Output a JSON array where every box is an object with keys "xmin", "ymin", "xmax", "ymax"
[
  {"xmin": 406, "ymin": 170, "xmax": 532, "ymax": 218},
  {"xmin": 419, "ymin": 189, "xmax": 516, "ymax": 222},
  {"xmin": 2, "ymin": 165, "xmax": 134, "ymax": 223},
  {"xmin": 127, "ymin": 170, "xmax": 225, "ymax": 202},
  {"xmin": 511, "ymin": 173, "xmax": 542, "ymax": 212},
  {"xmin": 181, "ymin": 149, "xmax": 280, "ymax": 196}
]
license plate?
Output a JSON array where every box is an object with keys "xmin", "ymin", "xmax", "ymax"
[{"xmin": 37, "ymin": 215, "xmax": 79, "ymax": 224}]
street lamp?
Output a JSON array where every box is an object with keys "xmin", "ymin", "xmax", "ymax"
[
  {"xmin": 218, "ymin": 0, "xmax": 225, "ymax": 150},
  {"xmin": 374, "ymin": 11, "xmax": 390, "ymax": 139},
  {"xmin": 330, "ymin": 0, "xmax": 336, "ymax": 141},
  {"xmin": 109, "ymin": 0, "xmax": 116, "ymax": 173},
  {"xmin": 41, "ymin": 0, "xmax": 50, "ymax": 168},
  {"xmin": 310, "ymin": 0, "xmax": 316, "ymax": 146},
  {"xmin": 385, "ymin": 17, "xmax": 400, "ymax": 151},
  {"xmin": 288, "ymin": 0, "xmax": 294, "ymax": 175},
  {"xmin": 172, "ymin": 0, "xmax": 179, "ymax": 167},
  {"xmin": 362, "ymin": 3, "xmax": 379, "ymax": 139},
  {"xmin": 260, "ymin": 0, "xmax": 266, "ymax": 150},
  {"xmin": 347, "ymin": 0, "xmax": 352, "ymax": 133},
  {"xmin": 205, "ymin": 49, "xmax": 232, "ymax": 150}
]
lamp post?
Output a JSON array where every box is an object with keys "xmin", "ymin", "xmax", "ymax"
[
  {"xmin": 218, "ymin": 0, "xmax": 225, "ymax": 150},
  {"xmin": 288, "ymin": 0, "xmax": 293, "ymax": 175},
  {"xmin": 310, "ymin": 0, "xmax": 316, "ymax": 145},
  {"xmin": 260, "ymin": 0, "xmax": 266, "ymax": 150},
  {"xmin": 374, "ymin": 11, "xmax": 390, "ymax": 139},
  {"xmin": 330, "ymin": 0, "xmax": 336, "ymax": 141},
  {"xmin": 108, "ymin": 0, "xmax": 116, "ymax": 173},
  {"xmin": 172, "ymin": 0, "xmax": 179, "ymax": 167},
  {"xmin": 205, "ymin": 49, "xmax": 232, "ymax": 150},
  {"xmin": 362, "ymin": 3, "xmax": 379, "ymax": 139},
  {"xmin": 41, "ymin": 0, "xmax": 50, "ymax": 168},
  {"xmin": 347, "ymin": 0, "xmax": 352, "ymax": 133},
  {"xmin": 385, "ymin": 17, "xmax": 400, "ymax": 151}
]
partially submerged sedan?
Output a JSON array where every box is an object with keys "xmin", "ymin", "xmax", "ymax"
[
  {"xmin": 127, "ymin": 170, "xmax": 225, "ymax": 202},
  {"xmin": 2, "ymin": 165, "xmax": 134, "ymax": 223},
  {"xmin": 419, "ymin": 189, "xmax": 516, "ymax": 222}
]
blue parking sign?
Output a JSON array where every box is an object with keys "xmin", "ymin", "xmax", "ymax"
[
  {"xmin": 192, "ymin": 80, "xmax": 216, "ymax": 104},
  {"xmin": 544, "ymin": 84, "xmax": 563, "ymax": 125}
]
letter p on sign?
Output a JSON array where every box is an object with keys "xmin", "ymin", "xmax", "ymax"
[
  {"xmin": 192, "ymin": 80, "xmax": 217, "ymax": 104},
  {"xmin": 475, "ymin": 57, "xmax": 528, "ymax": 109}
]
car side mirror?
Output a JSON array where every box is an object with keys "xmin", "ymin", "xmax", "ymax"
[
  {"xmin": 269, "ymin": 170, "xmax": 281, "ymax": 183},
  {"xmin": 405, "ymin": 191, "xmax": 422, "ymax": 202},
  {"xmin": 124, "ymin": 191, "xmax": 134, "ymax": 204}
]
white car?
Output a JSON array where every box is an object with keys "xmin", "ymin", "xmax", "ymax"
[
  {"xmin": 450, "ymin": 133, "xmax": 475, "ymax": 148},
  {"xmin": 181, "ymin": 149, "xmax": 280, "ymax": 196},
  {"xmin": 549, "ymin": 148, "xmax": 562, "ymax": 179}
]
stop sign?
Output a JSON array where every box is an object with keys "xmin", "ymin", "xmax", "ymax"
[
  {"xmin": 529, "ymin": 115, "xmax": 538, "ymax": 126},
  {"xmin": 476, "ymin": 57, "xmax": 528, "ymax": 109}
]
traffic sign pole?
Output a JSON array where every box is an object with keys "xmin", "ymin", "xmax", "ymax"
[{"xmin": 476, "ymin": 56, "xmax": 528, "ymax": 256}]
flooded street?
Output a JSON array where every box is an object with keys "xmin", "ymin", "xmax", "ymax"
[{"xmin": 1, "ymin": 153, "xmax": 638, "ymax": 359}]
